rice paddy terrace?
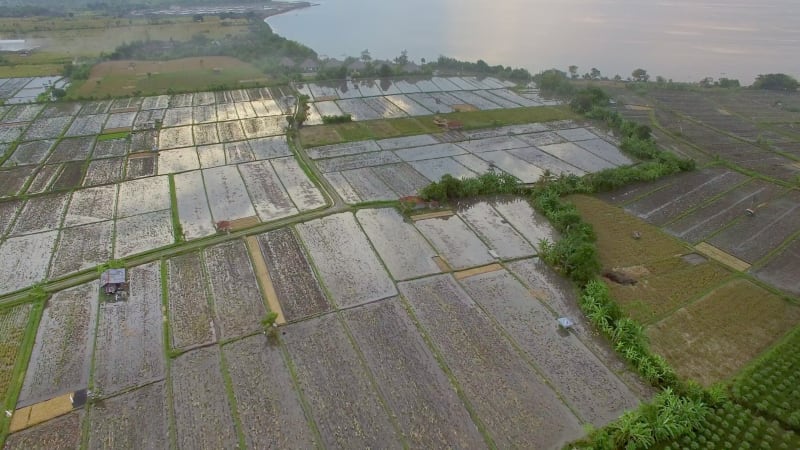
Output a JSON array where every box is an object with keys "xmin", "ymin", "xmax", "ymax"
[{"xmin": 0, "ymin": 76, "xmax": 798, "ymax": 448}]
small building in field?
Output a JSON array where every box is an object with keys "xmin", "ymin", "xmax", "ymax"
[
  {"xmin": 100, "ymin": 269, "xmax": 126, "ymax": 295},
  {"xmin": 299, "ymin": 58, "xmax": 319, "ymax": 72}
]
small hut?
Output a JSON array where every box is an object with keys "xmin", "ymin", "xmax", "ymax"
[{"xmin": 100, "ymin": 269, "xmax": 126, "ymax": 295}]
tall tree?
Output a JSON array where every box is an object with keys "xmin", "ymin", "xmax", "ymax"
[
  {"xmin": 632, "ymin": 68, "xmax": 650, "ymax": 82},
  {"xmin": 568, "ymin": 65, "xmax": 578, "ymax": 79}
]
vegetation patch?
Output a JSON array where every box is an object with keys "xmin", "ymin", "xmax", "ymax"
[{"xmin": 96, "ymin": 131, "xmax": 130, "ymax": 142}]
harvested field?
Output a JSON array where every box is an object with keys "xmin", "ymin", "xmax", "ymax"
[
  {"xmin": 307, "ymin": 140, "xmax": 381, "ymax": 160},
  {"xmin": 341, "ymin": 167, "xmax": 397, "ymax": 202},
  {"xmin": 317, "ymin": 150, "xmax": 401, "ymax": 173},
  {"xmin": 93, "ymin": 262, "xmax": 165, "ymax": 396},
  {"xmin": 47, "ymin": 136, "xmax": 95, "ymax": 163},
  {"xmin": 94, "ymin": 138, "xmax": 129, "ymax": 161},
  {"xmin": 171, "ymin": 347, "xmax": 238, "ymax": 450},
  {"xmin": 196, "ymin": 144, "xmax": 226, "ymax": 168},
  {"xmin": 356, "ymin": 208, "xmax": 441, "ymax": 280},
  {"xmin": 399, "ymin": 275, "xmax": 582, "ymax": 448},
  {"xmin": 64, "ymin": 185, "xmax": 117, "ymax": 227},
  {"xmin": 162, "ymin": 107, "xmax": 193, "ymax": 128},
  {"xmin": 238, "ymin": 160, "xmax": 297, "ymax": 221},
  {"xmin": 192, "ymin": 122, "xmax": 219, "ymax": 146},
  {"xmin": 395, "ymin": 142, "xmax": 465, "ymax": 161},
  {"xmin": 18, "ymin": 281, "xmax": 98, "ymax": 407},
  {"xmin": 0, "ymin": 303, "xmax": 32, "ymax": 400},
  {"xmin": 0, "ymin": 199, "xmax": 21, "ymax": 235},
  {"xmin": 0, "ymin": 166, "xmax": 35, "ymax": 197},
  {"xmin": 414, "ymin": 215, "xmax": 494, "ymax": 270},
  {"xmin": 204, "ymin": 240, "xmax": 266, "ymax": 340},
  {"xmin": 217, "ymin": 120, "xmax": 246, "ymax": 142},
  {"xmin": 5, "ymin": 411, "xmax": 82, "ymax": 450},
  {"xmin": 173, "ymin": 170, "xmax": 215, "ymax": 240},
  {"xmin": 371, "ymin": 163, "xmax": 430, "ymax": 197},
  {"xmin": 202, "ymin": 165, "xmax": 256, "ymax": 221},
  {"xmin": 216, "ymin": 103, "xmax": 238, "ymax": 121},
  {"xmin": 345, "ymin": 298, "xmax": 485, "ymax": 448},
  {"xmin": 508, "ymin": 146, "xmax": 585, "ymax": 176},
  {"xmin": 409, "ymin": 157, "xmax": 476, "ymax": 181},
  {"xmin": 65, "ymin": 114, "xmax": 106, "ymax": 137},
  {"xmin": 87, "ymin": 382, "xmax": 168, "ymax": 450},
  {"xmin": 5, "ymin": 140, "xmax": 54, "ymax": 166},
  {"xmin": 104, "ymin": 111, "xmax": 136, "ymax": 130},
  {"xmin": 192, "ymin": 105, "xmax": 217, "ymax": 124},
  {"xmin": 648, "ymin": 279, "xmax": 800, "ymax": 386},
  {"xmin": 224, "ymin": 141, "xmax": 254, "ymax": 164},
  {"xmin": 166, "ymin": 253, "xmax": 215, "ymax": 350},
  {"xmin": 234, "ymin": 102, "xmax": 257, "ymax": 119},
  {"xmin": 575, "ymin": 138, "xmax": 633, "ymax": 166},
  {"xmin": 83, "ymin": 157, "xmax": 124, "ymax": 186},
  {"xmin": 223, "ymin": 334, "xmax": 315, "ymax": 448},
  {"xmin": 125, "ymin": 154, "xmax": 157, "ymax": 179},
  {"xmin": 385, "ymin": 94, "xmax": 432, "ymax": 116},
  {"xmin": 296, "ymin": 213, "xmax": 397, "ymax": 307},
  {"xmin": 538, "ymin": 142, "xmax": 617, "ymax": 173},
  {"xmin": 9, "ymin": 192, "xmax": 68, "ymax": 236},
  {"xmin": 80, "ymin": 100, "xmax": 112, "ymax": 116},
  {"xmin": 141, "ymin": 95, "xmax": 170, "ymax": 110},
  {"xmin": 492, "ymin": 197, "xmax": 559, "ymax": 249},
  {"xmin": 256, "ymin": 228, "xmax": 329, "ymax": 321},
  {"xmin": 0, "ymin": 231, "xmax": 57, "ymax": 295},
  {"xmin": 458, "ymin": 201, "xmax": 535, "ymax": 259},
  {"xmin": 49, "ymin": 220, "xmax": 113, "ymax": 277},
  {"xmin": 50, "ymin": 160, "xmax": 85, "ymax": 190},
  {"xmin": 251, "ymin": 99, "xmax": 284, "ymax": 117},
  {"xmin": 40, "ymin": 102, "xmax": 82, "ymax": 118},
  {"xmin": 324, "ymin": 172, "xmax": 361, "ymax": 204},
  {"xmin": 114, "ymin": 209, "xmax": 173, "ymax": 258},
  {"xmin": 130, "ymin": 130, "xmax": 157, "ymax": 152},
  {"xmin": 753, "ymin": 237, "xmax": 800, "ymax": 296},
  {"xmin": 158, "ymin": 125, "xmax": 194, "ymax": 150},
  {"xmin": 283, "ymin": 313, "xmax": 403, "ymax": 448},
  {"xmin": 459, "ymin": 269, "xmax": 639, "ymax": 426},
  {"xmin": 480, "ymin": 150, "xmax": 544, "ymax": 183},
  {"xmin": 271, "ymin": 156, "xmax": 325, "ymax": 211},
  {"xmin": 249, "ymin": 136, "xmax": 292, "ymax": 160},
  {"xmin": 157, "ymin": 147, "xmax": 200, "ymax": 175},
  {"xmin": 457, "ymin": 136, "xmax": 528, "ymax": 154},
  {"xmin": 241, "ymin": 116, "xmax": 286, "ymax": 138},
  {"xmin": 116, "ymin": 175, "xmax": 170, "ymax": 217}
]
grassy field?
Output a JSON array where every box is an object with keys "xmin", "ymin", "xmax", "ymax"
[
  {"xmin": 299, "ymin": 106, "xmax": 576, "ymax": 147},
  {"xmin": 68, "ymin": 57, "xmax": 268, "ymax": 98}
]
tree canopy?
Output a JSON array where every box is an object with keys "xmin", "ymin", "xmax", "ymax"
[{"xmin": 752, "ymin": 73, "xmax": 799, "ymax": 91}]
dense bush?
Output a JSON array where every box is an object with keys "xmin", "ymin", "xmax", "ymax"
[{"xmin": 321, "ymin": 114, "xmax": 352, "ymax": 124}]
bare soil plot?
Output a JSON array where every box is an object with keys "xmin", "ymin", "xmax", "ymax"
[
  {"xmin": 316, "ymin": 150, "xmax": 401, "ymax": 173},
  {"xmin": 356, "ymin": 208, "xmax": 441, "ymax": 280},
  {"xmin": 399, "ymin": 275, "xmax": 582, "ymax": 448},
  {"xmin": 341, "ymin": 167, "xmax": 397, "ymax": 202},
  {"xmin": 272, "ymin": 156, "xmax": 326, "ymax": 210},
  {"xmin": 458, "ymin": 201, "xmax": 535, "ymax": 259},
  {"xmin": 158, "ymin": 125, "xmax": 194, "ymax": 149},
  {"xmin": 707, "ymin": 190, "xmax": 800, "ymax": 264},
  {"xmin": 324, "ymin": 172, "xmax": 361, "ymax": 204},
  {"xmin": 192, "ymin": 105, "xmax": 217, "ymax": 125},
  {"xmin": 384, "ymin": 94, "xmax": 432, "ymax": 116},
  {"xmin": 238, "ymin": 160, "xmax": 297, "ymax": 221},
  {"xmin": 162, "ymin": 107, "xmax": 193, "ymax": 128},
  {"xmin": 222, "ymin": 335, "xmax": 315, "ymax": 448},
  {"xmin": 395, "ymin": 142, "xmax": 465, "ymax": 161},
  {"xmin": 130, "ymin": 129, "xmax": 156, "ymax": 152},
  {"xmin": 0, "ymin": 303, "xmax": 32, "ymax": 400},
  {"xmin": 414, "ymin": 215, "xmax": 494, "ymax": 270},
  {"xmin": 5, "ymin": 411, "xmax": 82, "ymax": 450},
  {"xmin": 173, "ymin": 170, "xmax": 215, "ymax": 240},
  {"xmin": 114, "ymin": 209, "xmax": 173, "ymax": 258},
  {"xmin": 664, "ymin": 179, "xmax": 785, "ymax": 243},
  {"xmin": 394, "ymin": 80, "xmax": 421, "ymax": 94},
  {"xmin": 23, "ymin": 165, "xmax": 59, "ymax": 195},
  {"xmin": 314, "ymin": 100, "xmax": 344, "ymax": 119},
  {"xmin": 171, "ymin": 346, "xmax": 238, "ymax": 450},
  {"xmin": 489, "ymin": 88, "xmax": 541, "ymax": 107},
  {"xmin": 93, "ymin": 262, "xmax": 165, "ymax": 395},
  {"xmin": 241, "ymin": 116, "xmax": 286, "ymax": 138},
  {"xmin": 256, "ymin": 228, "xmax": 330, "ymax": 321},
  {"xmin": 555, "ymin": 127, "xmax": 598, "ymax": 142},
  {"xmin": 625, "ymin": 169, "xmax": 748, "ymax": 226},
  {"xmin": 47, "ymin": 136, "xmax": 95, "ymax": 163},
  {"xmin": 249, "ymin": 136, "xmax": 292, "ymax": 160},
  {"xmin": 80, "ymin": 100, "xmax": 112, "ymax": 116},
  {"xmin": 405, "ymin": 93, "xmax": 453, "ymax": 114},
  {"xmin": 456, "ymin": 135, "xmax": 529, "ymax": 153},
  {"xmin": 204, "ymin": 240, "xmax": 265, "ymax": 339},
  {"xmin": 49, "ymin": 220, "xmax": 113, "ymax": 278},
  {"xmin": 515, "ymin": 131, "xmax": 566, "ymax": 147},
  {"xmin": 449, "ymin": 90, "xmax": 502, "ymax": 110},
  {"xmin": 166, "ymin": 252, "xmax": 215, "ymax": 350},
  {"xmin": 65, "ymin": 114, "xmax": 107, "ymax": 137},
  {"xmin": 575, "ymin": 138, "xmax": 633, "ymax": 166},
  {"xmin": 125, "ymin": 154, "xmax": 157, "ymax": 179},
  {"xmin": 296, "ymin": 213, "xmax": 397, "ymax": 307},
  {"xmin": 196, "ymin": 144, "xmax": 226, "ymax": 168},
  {"xmin": 18, "ymin": 281, "xmax": 98, "ymax": 406},
  {"xmin": 363, "ymin": 97, "xmax": 407, "ymax": 119},
  {"xmin": 307, "ymin": 139, "xmax": 380, "ymax": 160},
  {"xmin": 4, "ymin": 140, "xmax": 54, "ymax": 166},
  {"xmin": 375, "ymin": 134, "xmax": 438, "ymax": 151},
  {"xmin": 224, "ymin": 141, "xmax": 254, "ymax": 164},
  {"xmin": 87, "ymin": 382, "xmax": 168, "ymax": 450},
  {"xmin": 192, "ymin": 91, "xmax": 216, "ymax": 106},
  {"xmin": 92, "ymin": 139, "xmax": 128, "ymax": 159},
  {"xmin": 233, "ymin": 101, "xmax": 258, "ymax": 119},
  {"xmin": 22, "ymin": 116, "xmax": 72, "ymax": 141},
  {"xmin": 110, "ymin": 97, "xmax": 142, "ymax": 112},
  {"xmin": 0, "ymin": 123, "xmax": 28, "ymax": 144},
  {"xmin": 157, "ymin": 147, "xmax": 200, "ymax": 175},
  {"xmin": 460, "ymin": 269, "xmax": 639, "ymax": 426},
  {"xmin": 202, "ymin": 165, "xmax": 256, "ymax": 221},
  {"xmin": 170, "ymin": 93, "xmax": 194, "ymax": 108},
  {"xmin": 50, "ymin": 160, "xmax": 85, "ymax": 191},
  {"xmin": 3, "ymin": 104, "xmax": 44, "ymax": 123},
  {"xmin": 0, "ymin": 199, "xmax": 21, "ymax": 235},
  {"xmin": 141, "ymin": 95, "xmax": 170, "ymax": 110},
  {"xmin": 0, "ymin": 166, "xmax": 35, "ymax": 197},
  {"xmin": 40, "ymin": 102, "xmax": 82, "ymax": 118},
  {"xmin": 251, "ymin": 99, "xmax": 284, "ymax": 117},
  {"xmin": 83, "ymin": 157, "xmax": 124, "ymax": 186},
  {"xmin": 492, "ymin": 197, "xmax": 559, "ymax": 250},
  {"xmin": 104, "ymin": 111, "xmax": 137, "ymax": 131},
  {"xmin": 217, "ymin": 120, "xmax": 246, "ymax": 142},
  {"xmin": 10, "ymin": 192, "xmax": 68, "ymax": 236},
  {"xmin": 538, "ymin": 142, "xmax": 617, "ymax": 173},
  {"xmin": 648, "ymin": 279, "xmax": 800, "ymax": 386},
  {"xmin": 409, "ymin": 157, "xmax": 477, "ymax": 181},
  {"xmin": 336, "ymin": 98, "xmax": 383, "ymax": 121},
  {"xmin": 116, "ymin": 175, "xmax": 170, "ymax": 217},
  {"xmin": 345, "ymin": 298, "xmax": 486, "ymax": 448},
  {"xmin": 471, "ymin": 89, "xmax": 524, "ymax": 108},
  {"xmin": 508, "ymin": 146, "xmax": 585, "ymax": 176},
  {"xmin": 372, "ymin": 163, "xmax": 430, "ymax": 197},
  {"xmin": 134, "ymin": 108, "xmax": 164, "ymax": 131},
  {"xmin": 479, "ymin": 150, "xmax": 544, "ymax": 183},
  {"xmin": 283, "ymin": 313, "xmax": 403, "ymax": 448},
  {"xmin": 192, "ymin": 122, "xmax": 219, "ymax": 146}
]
